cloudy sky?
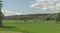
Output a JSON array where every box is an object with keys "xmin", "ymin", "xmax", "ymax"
[{"xmin": 2, "ymin": 0, "xmax": 60, "ymax": 16}]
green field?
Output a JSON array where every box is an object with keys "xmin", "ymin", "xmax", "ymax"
[{"xmin": 0, "ymin": 20, "xmax": 60, "ymax": 33}]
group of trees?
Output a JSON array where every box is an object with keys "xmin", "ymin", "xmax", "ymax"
[{"xmin": 4, "ymin": 14, "xmax": 56, "ymax": 20}]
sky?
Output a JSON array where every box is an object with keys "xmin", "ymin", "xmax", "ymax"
[{"xmin": 2, "ymin": 0, "xmax": 60, "ymax": 16}]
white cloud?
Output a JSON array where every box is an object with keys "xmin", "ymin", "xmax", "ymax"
[
  {"xmin": 30, "ymin": 0, "xmax": 60, "ymax": 11},
  {"xmin": 15, "ymin": 13, "xmax": 23, "ymax": 15},
  {"xmin": 56, "ymin": 3, "xmax": 60, "ymax": 7},
  {"xmin": 35, "ymin": 0, "xmax": 45, "ymax": 2},
  {"xmin": 30, "ymin": 3, "xmax": 39, "ymax": 8},
  {"xmin": 42, "ymin": 6, "xmax": 48, "ymax": 10},
  {"xmin": 2, "ymin": 10, "xmax": 12, "ymax": 16},
  {"xmin": 2, "ymin": 9, "xmax": 24, "ymax": 16},
  {"xmin": 35, "ymin": 0, "xmax": 58, "ymax": 3}
]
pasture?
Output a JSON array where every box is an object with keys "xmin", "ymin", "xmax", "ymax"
[{"xmin": 0, "ymin": 20, "xmax": 60, "ymax": 33}]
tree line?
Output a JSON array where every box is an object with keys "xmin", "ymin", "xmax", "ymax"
[{"xmin": 4, "ymin": 13, "xmax": 56, "ymax": 20}]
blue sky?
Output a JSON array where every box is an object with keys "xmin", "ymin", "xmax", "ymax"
[{"xmin": 2, "ymin": 0, "xmax": 58, "ymax": 16}]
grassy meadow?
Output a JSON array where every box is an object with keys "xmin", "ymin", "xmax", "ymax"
[{"xmin": 0, "ymin": 20, "xmax": 60, "ymax": 33}]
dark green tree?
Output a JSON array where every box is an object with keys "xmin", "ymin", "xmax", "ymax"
[
  {"xmin": 55, "ymin": 13, "xmax": 60, "ymax": 23},
  {"xmin": 0, "ymin": 0, "xmax": 3, "ymax": 27}
]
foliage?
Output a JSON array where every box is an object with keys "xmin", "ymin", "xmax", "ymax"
[
  {"xmin": 0, "ymin": 10, "xmax": 4, "ymax": 27},
  {"xmin": 4, "ymin": 14, "xmax": 56, "ymax": 20},
  {"xmin": 55, "ymin": 13, "xmax": 60, "ymax": 23}
]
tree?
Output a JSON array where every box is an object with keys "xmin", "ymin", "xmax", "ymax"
[
  {"xmin": 0, "ymin": 0, "xmax": 3, "ymax": 27},
  {"xmin": 55, "ymin": 13, "xmax": 60, "ymax": 23}
]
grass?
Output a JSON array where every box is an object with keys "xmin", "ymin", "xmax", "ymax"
[
  {"xmin": 0, "ymin": 20, "xmax": 60, "ymax": 33},
  {"xmin": 0, "ymin": 31, "xmax": 21, "ymax": 33}
]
